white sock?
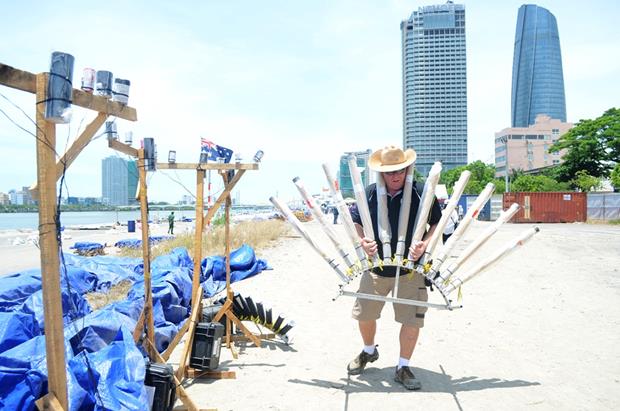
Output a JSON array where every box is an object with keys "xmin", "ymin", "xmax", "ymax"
[
  {"xmin": 397, "ymin": 357, "xmax": 409, "ymax": 369},
  {"xmin": 363, "ymin": 344, "xmax": 376, "ymax": 354}
]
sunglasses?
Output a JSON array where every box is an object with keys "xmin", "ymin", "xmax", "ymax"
[{"xmin": 384, "ymin": 169, "xmax": 407, "ymax": 176}]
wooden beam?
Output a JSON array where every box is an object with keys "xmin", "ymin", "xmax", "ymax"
[
  {"xmin": 143, "ymin": 339, "xmax": 207, "ymax": 411},
  {"xmin": 133, "ymin": 308, "xmax": 145, "ymax": 344},
  {"xmin": 0, "ymin": 62, "xmax": 35, "ymax": 93},
  {"xmin": 0, "ymin": 63, "xmax": 137, "ymax": 121},
  {"xmin": 108, "ymin": 139, "xmax": 139, "ymax": 157},
  {"xmin": 203, "ymin": 170, "xmax": 246, "ymax": 225},
  {"xmin": 35, "ymin": 73, "xmax": 68, "ymax": 411},
  {"xmin": 138, "ymin": 149, "xmax": 155, "ymax": 346},
  {"xmin": 186, "ymin": 369, "xmax": 236, "ymax": 379},
  {"xmin": 175, "ymin": 286, "xmax": 203, "ymax": 381},
  {"xmin": 157, "ymin": 162, "xmax": 258, "ymax": 171},
  {"xmin": 30, "ymin": 112, "xmax": 108, "ymax": 199},
  {"xmin": 192, "ymin": 170, "xmax": 205, "ymax": 303},
  {"xmin": 161, "ymin": 319, "xmax": 190, "ymax": 362},
  {"xmin": 35, "ymin": 392, "xmax": 64, "ymax": 411}
]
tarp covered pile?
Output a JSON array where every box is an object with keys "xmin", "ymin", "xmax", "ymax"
[{"xmin": 0, "ymin": 245, "xmax": 269, "ymax": 410}]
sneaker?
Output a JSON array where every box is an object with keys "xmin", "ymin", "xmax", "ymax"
[
  {"xmin": 347, "ymin": 346, "xmax": 379, "ymax": 375},
  {"xmin": 394, "ymin": 366, "xmax": 421, "ymax": 390}
]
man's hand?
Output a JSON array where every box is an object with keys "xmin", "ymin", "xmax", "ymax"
[
  {"xmin": 409, "ymin": 240, "xmax": 428, "ymax": 261},
  {"xmin": 361, "ymin": 237, "xmax": 378, "ymax": 257}
]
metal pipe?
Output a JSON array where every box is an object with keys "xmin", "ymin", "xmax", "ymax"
[{"xmin": 340, "ymin": 290, "xmax": 458, "ymax": 310}]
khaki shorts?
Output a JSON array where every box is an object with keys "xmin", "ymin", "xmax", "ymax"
[{"xmin": 351, "ymin": 271, "xmax": 428, "ymax": 327}]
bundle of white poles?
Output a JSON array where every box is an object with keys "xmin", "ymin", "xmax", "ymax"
[{"xmin": 269, "ymin": 156, "xmax": 539, "ymax": 310}]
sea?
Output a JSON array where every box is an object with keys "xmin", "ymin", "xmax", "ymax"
[{"xmin": 0, "ymin": 210, "xmax": 196, "ymax": 231}]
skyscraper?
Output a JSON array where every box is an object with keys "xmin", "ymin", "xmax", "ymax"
[
  {"xmin": 401, "ymin": 1, "xmax": 467, "ymax": 177},
  {"xmin": 511, "ymin": 4, "xmax": 566, "ymax": 127},
  {"xmin": 127, "ymin": 160, "xmax": 139, "ymax": 205},
  {"xmin": 102, "ymin": 156, "xmax": 129, "ymax": 206}
]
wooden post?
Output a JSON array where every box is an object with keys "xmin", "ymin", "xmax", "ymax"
[
  {"xmin": 138, "ymin": 148, "xmax": 155, "ymax": 345},
  {"xmin": 192, "ymin": 170, "xmax": 205, "ymax": 303},
  {"xmin": 35, "ymin": 73, "xmax": 68, "ymax": 410}
]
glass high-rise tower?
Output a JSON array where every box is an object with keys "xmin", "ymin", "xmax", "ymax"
[
  {"xmin": 102, "ymin": 156, "xmax": 129, "ymax": 206},
  {"xmin": 401, "ymin": 1, "xmax": 467, "ymax": 177},
  {"xmin": 511, "ymin": 4, "xmax": 566, "ymax": 127}
]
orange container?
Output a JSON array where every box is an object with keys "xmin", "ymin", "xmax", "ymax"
[{"xmin": 503, "ymin": 192, "xmax": 587, "ymax": 223}]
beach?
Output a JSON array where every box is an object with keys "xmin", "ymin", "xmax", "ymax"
[{"xmin": 1, "ymin": 220, "xmax": 619, "ymax": 410}]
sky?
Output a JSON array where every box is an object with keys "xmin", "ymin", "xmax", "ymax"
[{"xmin": 1, "ymin": 0, "xmax": 619, "ymax": 205}]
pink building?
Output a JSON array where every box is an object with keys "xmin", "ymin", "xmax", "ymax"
[{"xmin": 494, "ymin": 114, "xmax": 573, "ymax": 178}]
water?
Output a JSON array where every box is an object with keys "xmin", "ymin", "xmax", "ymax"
[{"xmin": 0, "ymin": 210, "xmax": 196, "ymax": 231}]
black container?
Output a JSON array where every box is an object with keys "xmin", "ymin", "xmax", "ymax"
[
  {"xmin": 190, "ymin": 322, "xmax": 225, "ymax": 370},
  {"xmin": 144, "ymin": 361, "xmax": 176, "ymax": 411},
  {"xmin": 202, "ymin": 304, "xmax": 229, "ymax": 334}
]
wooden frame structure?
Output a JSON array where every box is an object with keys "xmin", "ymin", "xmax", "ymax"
[
  {"xmin": 0, "ymin": 62, "xmax": 210, "ymax": 410},
  {"xmin": 155, "ymin": 161, "xmax": 276, "ymax": 381}
]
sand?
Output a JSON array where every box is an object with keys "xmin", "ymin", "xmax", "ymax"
[{"xmin": 2, "ymin": 220, "xmax": 619, "ymax": 410}]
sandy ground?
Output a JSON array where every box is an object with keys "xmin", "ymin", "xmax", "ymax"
[{"xmin": 2, "ymin": 220, "xmax": 619, "ymax": 410}]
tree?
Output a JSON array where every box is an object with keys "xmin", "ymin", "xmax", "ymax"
[
  {"xmin": 511, "ymin": 175, "xmax": 570, "ymax": 192},
  {"xmin": 550, "ymin": 108, "xmax": 620, "ymax": 182},
  {"xmin": 572, "ymin": 170, "xmax": 602, "ymax": 192},
  {"xmin": 440, "ymin": 161, "xmax": 497, "ymax": 195},
  {"xmin": 611, "ymin": 163, "xmax": 620, "ymax": 191}
]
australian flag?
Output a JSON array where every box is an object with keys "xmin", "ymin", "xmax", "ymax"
[{"xmin": 200, "ymin": 138, "xmax": 233, "ymax": 163}]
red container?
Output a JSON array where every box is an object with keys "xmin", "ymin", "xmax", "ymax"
[{"xmin": 503, "ymin": 192, "xmax": 587, "ymax": 223}]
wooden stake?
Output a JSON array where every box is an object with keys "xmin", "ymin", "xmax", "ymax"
[
  {"xmin": 203, "ymin": 170, "xmax": 246, "ymax": 225},
  {"xmin": 161, "ymin": 320, "xmax": 189, "ymax": 362},
  {"xmin": 192, "ymin": 170, "xmax": 205, "ymax": 304},
  {"xmin": 35, "ymin": 392, "xmax": 64, "ymax": 411},
  {"xmin": 175, "ymin": 286, "xmax": 203, "ymax": 381},
  {"xmin": 138, "ymin": 149, "xmax": 155, "ymax": 345},
  {"xmin": 35, "ymin": 73, "xmax": 68, "ymax": 411}
]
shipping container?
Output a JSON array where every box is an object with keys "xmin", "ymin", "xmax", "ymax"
[{"xmin": 503, "ymin": 192, "xmax": 587, "ymax": 223}]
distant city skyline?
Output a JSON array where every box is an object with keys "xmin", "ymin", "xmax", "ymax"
[
  {"xmin": 401, "ymin": 1, "xmax": 468, "ymax": 176},
  {"xmin": 511, "ymin": 4, "xmax": 566, "ymax": 127},
  {"xmin": 1, "ymin": 1, "xmax": 618, "ymax": 204}
]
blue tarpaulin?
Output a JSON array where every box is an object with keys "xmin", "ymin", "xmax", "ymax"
[
  {"xmin": 201, "ymin": 244, "xmax": 271, "ymax": 297},
  {"xmin": 0, "ymin": 245, "xmax": 268, "ymax": 409}
]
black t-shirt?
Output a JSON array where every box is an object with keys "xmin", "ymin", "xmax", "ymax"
[{"xmin": 350, "ymin": 181, "xmax": 442, "ymax": 277}]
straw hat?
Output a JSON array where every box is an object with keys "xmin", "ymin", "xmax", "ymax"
[{"xmin": 368, "ymin": 145, "xmax": 416, "ymax": 172}]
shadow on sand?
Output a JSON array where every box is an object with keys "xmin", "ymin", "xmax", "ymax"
[{"xmin": 289, "ymin": 364, "xmax": 540, "ymax": 410}]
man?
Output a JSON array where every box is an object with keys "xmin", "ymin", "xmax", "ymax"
[
  {"xmin": 332, "ymin": 205, "xmax": 339, "ymax": 224},
  {"xmin": 348, "ymin": 145, "xmax": 441, "ymax": 390},
  {"xmin": 168, "ymin": 211, "xmax": 175, "ymax": 235}
]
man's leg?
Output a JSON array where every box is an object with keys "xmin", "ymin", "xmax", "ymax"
[
  {"xmin": 359, "ymin": 320, "xmax": 376, "ymax": 345},
  {"xmin": 399, "ymin": 324, "xmax": 420, "ymax": 359},
  {"xmin": 348, "ymin": 320, "xmax": 379, "ymax": 375}
]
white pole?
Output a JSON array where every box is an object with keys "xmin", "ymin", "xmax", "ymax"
[
  {"xmin": 270, "ymin": 196, "xmax": 350, "ymax": 283},
  {"xmin": 440, "ymin": 203, "xmax": 520, "ymax": 283},
  {"xmin": 442, "ymin": 227, "xmax": 539, "ymax": 294},
  {"xmin": 375, "ymin": 170, "xmax": 392, "ymax": 264},
  {"xmin": 347, "ymin": 154, "xmax": 381, "ymax": 268},
  {"xmin": 392, "ymin": 164, "xmax": 416, "ymax": 298},
  {"xmin": 419, "ymin": 170, "xmax": 471, "ymax": 268},
  {"xmin": 293, "ymin": 177, "xmax": 359, "ymax": 274},
  {"xmin": 322, "ymin": 164, "xmax": 370, "ymax": 273},
  {"xmin": 430, "ymin": 182, "xmax": 496, "ymax": 278}
]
